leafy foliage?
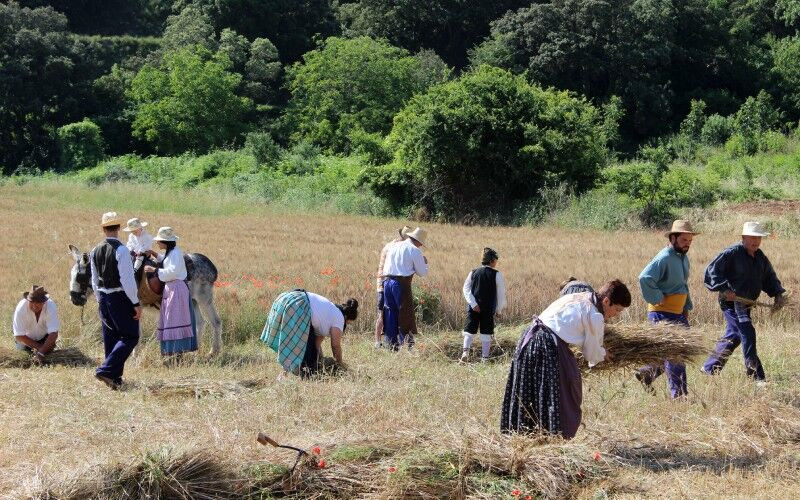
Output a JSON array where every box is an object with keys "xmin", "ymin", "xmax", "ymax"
[
  {"xmin": 285, "ymin": 37, "xmax": 445, "ymax": 153},
  {"xmin": 128, "ymin": 47, "xmax": 253, "ymax": 154},
  {"xmin": 57, "ymin": 119, "xmax": 105, "ymax": 171},
  {"xmin": 370, "ymin": 65, "xmax": 610, "ymax": 222}
]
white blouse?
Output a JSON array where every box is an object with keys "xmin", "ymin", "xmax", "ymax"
[
  {"xmin": 156, "ymin": 246, "xmax": 187, "ymax": 282},
  {"xmin": 539, "ymin": 292, "xmax": 606, "ymax": 367},
  {"xmin": 307, "ymin": 292, "xmax": 345, "ymax": 337},
  {"xmin": 127, "ymin": 231, "xmax": 154, "ymax": 253}
]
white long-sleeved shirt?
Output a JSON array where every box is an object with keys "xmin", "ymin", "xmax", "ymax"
[
  {"xmin": 126, "ymin": 231, "xmax": 154, "ymax": 254},
  {"xmin": 90, "ymin": 238, "xmax": 140, "ymax": 305},
  {"xmin": 307, "ymin": 292, "xmax": 345, "ymax": 337},
  {"xmin": 462, "ymin": 267, "xmax": 507, "ymax": 313},
  {"xmin": 12, "ymin": 299, "xmax": 60, "ymax": 341},
  {"xmin": 156, "ymin": 246, "xmax": 187, "ymax": 282},
  {"xmin": 539, "ymin": 292, "xmax": 606, "ymax": 367},
  {"xmin": 382, "ymin": 239, "xmax": 428, "ymax": 277}
]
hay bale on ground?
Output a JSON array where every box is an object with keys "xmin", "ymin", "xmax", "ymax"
[
  {"xmin": 0, "ymin": 346, "xmax": 94, "ymax": 369},
  {"xmin": 577, "ymin": 322, "xmax": 706, "ymax": 372},
  {"xmin": 146, "ymin": 377, "xmax": 268, "ymax": 398},
  {"xmin": 56, "ymin": 449, "xmax": 244, "ymax": 499}
]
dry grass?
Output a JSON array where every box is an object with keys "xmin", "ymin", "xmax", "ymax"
[{"xmin": 3, "ymin": 179, "xmax": 800, "ymax": 498}]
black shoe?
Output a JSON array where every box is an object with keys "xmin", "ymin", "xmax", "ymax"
[
  {"xmin": 96, "ymin": 373, "xmax": 120, "ymax": 390},
  {"xmin": 635, "ymin": 371, "xmax": 656, "ymax": 395}
]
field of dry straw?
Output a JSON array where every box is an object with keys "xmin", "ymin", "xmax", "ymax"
[{"xmin": 1, "ymin": 179, "xmax": 800, "ymax": 498}]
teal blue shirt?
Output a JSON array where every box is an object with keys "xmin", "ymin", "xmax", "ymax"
[{"xmin": 638, "ymin": 246, "xmax": 692, "ymax": 311}]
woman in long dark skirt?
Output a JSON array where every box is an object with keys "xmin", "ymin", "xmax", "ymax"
[{"xmin": 500, "ymin": 279, "xmax": 631, "ymax": 439}]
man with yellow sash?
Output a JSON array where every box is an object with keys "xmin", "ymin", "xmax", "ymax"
[{"xmin": 635, "ymin": 220, "xmax": 697, "ymax": 398}]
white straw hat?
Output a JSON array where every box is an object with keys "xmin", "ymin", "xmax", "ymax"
[
  {"xmin": 100, "ymin": 212, "xmax": 123, "ymax": 228},
  {"xmin": 123, "ymin": 217, "xmax": 149, "ymax": 232},
  {"xmin": 153, "ymin": 226, "xmax": 179, "ymax": 242},
  {"xmin": 405, "ymin": 227, "xmax": 428, "ymax": 246},
  {"xmin": 742, "ymin": 221, "xmax": 769, "ymax": 237}
]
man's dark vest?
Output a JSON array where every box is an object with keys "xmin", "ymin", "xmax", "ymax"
[
  {"xmin": 93, "ymin": 238, "xmax": 123, "ymax": 289},
  {"xmin": 471, "ymin": 266, "xmax": 498, "ymax": 311}
]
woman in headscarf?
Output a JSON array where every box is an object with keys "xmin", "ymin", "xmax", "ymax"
[
  {"xmin": 143, "ymin": 227, "xmax": 197, "ymax": 357},
  {"xmin": 261, "ymin": 290, "xmax": 358, "ymax": 377},
  {"xmin": 500, "ymin": 279, "xmax": 631, "ymax": 439}
]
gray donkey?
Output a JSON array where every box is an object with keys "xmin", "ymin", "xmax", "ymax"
[{"xmin": 68, "ymin": 244, "xmax": 223, "ymax": 355}]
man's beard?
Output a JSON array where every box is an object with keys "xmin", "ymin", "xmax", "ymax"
[{"xmin": 672, "ymin": 242, "xmax": 689, "ymax": 254}]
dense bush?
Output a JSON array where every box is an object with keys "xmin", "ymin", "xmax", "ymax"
[
  {"xmin": 701, "ymin": 114, "xmax": 734, "ymax": 145},
  {"xmin": 370, "ymin": 65, "xmax": 611, "ymax": 222},
  {"xmin": 284, "ymin": 37, "xmax": 446, "ymax": 153},
  {"xmin": 56, "ymin": 119, "xmax": 105, "ymax": 171},
  {"xmin": 128, "ymin": 47, "xmax": 253, "ymax": 154},
  {"xmin": 244, "ymin": 132, "xmax": 283, "ymax": 166}
]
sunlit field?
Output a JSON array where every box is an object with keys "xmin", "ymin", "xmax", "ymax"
[{"xmin": 2, "ymin": 179, "xmax": 800, "ymax": 498}]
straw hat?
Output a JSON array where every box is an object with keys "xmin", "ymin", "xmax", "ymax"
[
  {"xmin": 100, "ymin": 211, "xmax": 123, "ymax": 228},
  {"xmin": 399, "ymin": 225, "xmax": 411, "ymax": 237},
  {"xmin": 664, "ymin": 219, "xmax": 698, "ymax": 237},
  {"xmin": 742, "ymin": 221, "xmax": 770, "ymax": 237},
  {"xmin": 153, "ymin": 226, "xmax": 179, "ymax": 242},
  {"xmin": 405, "ymin": 227, "xmax": 427, "ymax": 246},
  {"xmin": 123, "ymin": 217, "xmax": 149, "ymax": 232},
  {"xmin": 23, "ymin": 285, "xmax": 48, "ymax": 303}
]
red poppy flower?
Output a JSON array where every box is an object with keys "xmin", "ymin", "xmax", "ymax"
[
  {"xmin": 593, "ymin": 452, "xmax": 601, "ymax": 461},
  {"xmin": 317, "ymin": 459, "xmax": 326, "ymax": 468},
  {"xmin": 312, "ymin": 446, "xmax": 321, "ymax": 455},
  {"xmin": 511, "ymin": 490, "xmax": 521, "ymax": 496},
  {"xmin": 387, "ymin": 466, "xmax": 397, "ymax": 473}
]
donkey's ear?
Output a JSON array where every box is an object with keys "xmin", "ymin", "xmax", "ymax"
[{"xmin": 68, "ymin": 245, "xmax": 82, "ymax": 262}]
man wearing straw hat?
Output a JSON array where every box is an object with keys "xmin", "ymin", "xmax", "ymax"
[
  {"xmin": 90, "ymin": 212, "xmax": 142, "ymax": 389},
  {"xmin": 382, "ymin": 227, "xmax": 429, "ymax": 350},
  {"xmin": 12, "ymin": 286, "xmax": 60, "ymax": 364},
  {"xmin": 374, "ymin": 226, "xmax": 410, "ymax": 348},
  {"xmin": 701, "ymin": 221, "xmax": 786, "ymax": 382},
  {"xmin": 635, "ymin": 220, "xmax": 697, "ymax": 398}
]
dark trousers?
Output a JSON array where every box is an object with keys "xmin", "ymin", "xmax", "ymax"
[
  {"xmin": 300, "ymin": 329, "xmax": 319, "ymax": 378},
  {"xmin": 464, "ymin": 306, "xmax": 495, "ymax": 335},
  {"xmin": 637, "ymin": 311, "xmax": 689, "ymax": 398},
  {"xmin": 96, "ymin": 292, "xmax": 140, "ymax": 383},
  {"xmin": 703, "ymin": 308, "xmax": 765, "ymax": 380}
]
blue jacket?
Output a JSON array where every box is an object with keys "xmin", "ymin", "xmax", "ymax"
[
  {"xmin": 704, "ymin": 243, "xmax": 784, "ymax": 302},
  {"xmin": 639, "ymin": 246, "xmax": 692, "ymax": 311}
]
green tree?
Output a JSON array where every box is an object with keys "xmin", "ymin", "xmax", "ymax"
[
  {"xmin": 57, "ymin": 119, "xmax": 105, "ymax": 171},
  {"xmin": 0, "ymin": 2, "xmax": 82, "ymax": 172},
  {"xmin": 285, "ymin": 36, "xmax": 445, "ymax": 153},
  {"xmin": 771, "ymin": 36, "xmax": 800, "ymax": 117},
  {"xmin": 173, "ymin": 0, "xmax": 339, "ymax": 63},
  {"xmin": 471, "ymin": 0, "xmax": 754, "ymax": 144},
  {"xmin": 366, "ymin": 65, "xmax": 610, "ymax": 221},
  {"xmin": 128, "ymin": 47, "xmax": 253, "ymax": 154},
  {"xmin": 336, "ymin": 0, "xmax": 529, "ymax": 68}
]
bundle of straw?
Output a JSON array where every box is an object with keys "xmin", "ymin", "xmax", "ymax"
[
  {"xmin": 0, "ymin": 346, "xmax": 94, "ymax": 369},
  {"xmin": 577, "ymin": 322, "xmax": 706, "ymax": 372},
  {"xmin": 56, "ymin": 449, "xmax": 245, "ymax": 499},
  {"xmin": 147, "ymin": 378, "xmax": 267, "ymax": 398}
]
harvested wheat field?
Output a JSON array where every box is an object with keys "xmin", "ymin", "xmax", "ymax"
[{"xmin": 2, "ymin": 179, "xmax": 800, "ymax": 498}]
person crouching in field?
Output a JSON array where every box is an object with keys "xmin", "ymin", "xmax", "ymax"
[
  {"xmin": 701, "ymin": 222, "xmax": 786, "ymax": 383},
  {"xmin": 382, "ymin": 227, "xmax": 429, "ymax": 351},
  {"xmin": 460, "ymin": 247, "xmax": 506, "ymax": 363},
  {"xmin": 375, "ymin": 226, "xmax": 410, "ymax": 348},
  {"xmin": 635, "ymin": 220, "xmax": 697, "ymax": 398},
  {"xmin": 143, "ymin": 227, "xmax": 198, "ymax": 358},
  {"xmin": 13, "ymin": 286, "xmax": 59, "ymax": 364},
  {"xmin": 261, "ymin": 290, "xmax": 358, "ymax": 377},
  {"xmin": 501, "ymin": 280, "xmax": 631, "ymax": 439}
]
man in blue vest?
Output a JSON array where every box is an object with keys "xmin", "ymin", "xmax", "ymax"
[{"xmin": 90, "ymin": 212, "xmax": 141, "ymax": 390}]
